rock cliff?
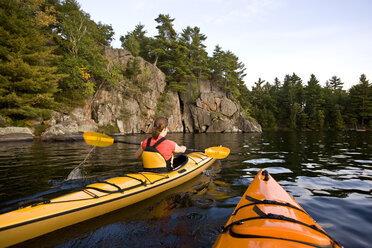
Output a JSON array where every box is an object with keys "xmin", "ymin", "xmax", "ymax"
[{"xmin": 40, "ymin": 47, "xmax": 261, "ymax": 140}]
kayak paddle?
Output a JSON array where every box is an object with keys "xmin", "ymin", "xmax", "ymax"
[
  {"xmin": 83, "ymin": 131, "xmax": 140, "ymax": 146},
  {"xmin": 83, "ymin": 131, "xmax": 230, "ymax": 159}
]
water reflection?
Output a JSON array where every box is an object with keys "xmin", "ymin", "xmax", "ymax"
[{"xmin": 1, "ymin": 131, "xmax": 372, "ymax": 248}]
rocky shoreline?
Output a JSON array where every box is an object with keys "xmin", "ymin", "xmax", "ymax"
[
  {"xmin": 0, "ymin": 127, "xmax": 34, "ymax": 142},
  {"xmin": 1, "ymin": 47, "xmax": 262, "ymax": 142}
]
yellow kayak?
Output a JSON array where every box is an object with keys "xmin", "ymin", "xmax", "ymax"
[
  {"xmin": 0, "ymin": 152, "xmax": 217, "ymax": 247},
  {"xmin": 214, "ymin": 169, "xmax": 342, "ymax": 248}
]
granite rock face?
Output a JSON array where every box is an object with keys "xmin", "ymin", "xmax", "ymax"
[
  {"xmin": 0, "ymin": 127, "xmax": 33, "ymax": 142},
  {"xmin": 181, "ymin": 79, "xmax": 262, "ymax": 133},
  {"xmin": 35, "ymin": 47, "xmax": 262, "ymax": 140}
]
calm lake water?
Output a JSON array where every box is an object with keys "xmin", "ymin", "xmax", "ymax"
[{"xmin": 1, "ymin": 131, "xmax": 371, "ymax": 247}]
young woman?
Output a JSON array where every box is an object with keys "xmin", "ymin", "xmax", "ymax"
[{"xmin": 135, "ymin": 117, "xmax": 186, "ymax": 172}]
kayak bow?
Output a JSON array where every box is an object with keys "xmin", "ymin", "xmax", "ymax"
[{"xmin": 213, "ymin": 169, "xmax": 342, "ymax": 248}]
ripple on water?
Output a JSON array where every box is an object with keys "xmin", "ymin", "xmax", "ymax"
[
  {"xmin": 232, "ymin": 177, "xmax": 253, "ymax": 186},
  {"xmin": 345, "ymin": 152, "xmax": 362, "ymax": 155},
  {"xmin": 332, "ymin": 155, "xmax": 351, "ymax": 159},
  {"xmin": 178, "ymin": 212, "xmax": 207, "ymax": 221},
  {"xmin": 354, "ymin": 160, "xmax": 372, "ymax": 164},
  {"xmin": 195, "ymin": 224, "xmax": 222, "ymax": 246},
  {"xmin": 192, "ymin": 197, "xmax": 216, "ymax": 209},
  {"xmin": 240, "ymin": 167, "xmax": 292, "ymax": 175},
  {"xmin": 242, "ymin": 158, "xmax": 286, "ymax": 165},
  {"xmin": 301, "ymin": 162, "xmax": 322, "ymax": 169},
  {"xmin": 265, "ymin": 167, "xmax": 293, "ymax": 174}
]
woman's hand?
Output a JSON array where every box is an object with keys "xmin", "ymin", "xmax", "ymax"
[{"xmin": 175, "ymin": 144, "xmax": 187, "ymax": 153}]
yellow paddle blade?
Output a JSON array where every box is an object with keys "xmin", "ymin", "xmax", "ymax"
[
  {"xmin": 83, "ymin": 132, "xmax": 114, "ymax": 147},
  {"xmin": 204, "ymin": 146, "xmax": 230, "ymax": 159}
]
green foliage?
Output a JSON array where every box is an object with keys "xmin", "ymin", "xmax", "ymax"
[
  {"xmin": 122, "ymin": 14, "xmax": 247, "ymax": 99},
  {"xmin": 249, "ymin": 73, "xmax": 371, "ymax": 130},
  {"xmin": 0, "ymin": 0, "xmax": 116, "ymax": 124},
  {"xmin": 0, "ymin": 0, "xmax": 65, "ymax": 121},
  {"xmin": 349, "ymin": 74, "xmax": 372, "ymax": 127},
  {"xmin": 189, "ymin": 81, "xmax": 200, "ymax": 104},
  {"xmin": 180, "ymin": 26, "xmax": 209, "ymax": 78},
  {"xmin": 168, "ymin": 81, "xmax": 188, "ymax": 93},
  {"xmin": 54, "ymin": 0, "xmax": 113, "ymax": 106},
  {"xmin": 155, "ymin": 90, "xmax": 173, "ymax": 117},
  {"xmin": 124, "ymin": 58, "xmax": 141, "ymax": 80},
  {"xmin": 209, "ymin": 45, "xmax": 246, "ymax": 98},
  {"xmin": 34, "ymin": 123, "xmax": 49, "ymax": 136},
  {"xmin": 326, "ymin": 76, "xmax": 343, "ymax": 91},
  {"xmin": 120, "ymin": 24, "xmax": 150, "ymax": 59}
]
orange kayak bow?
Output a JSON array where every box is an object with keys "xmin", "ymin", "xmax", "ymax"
[{"xmin": 214, "ymin": 169, "xmax": 342, "ymax": 248}]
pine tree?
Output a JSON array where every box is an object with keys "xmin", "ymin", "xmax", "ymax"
[
  {"xmin": 209, "ymin": 46, "xmax": 246, "ymax": 98},
  {"xmin": 326, "ymin": 76, "xmax": 343, "ymax": 92},
  {"xmin": 0, "ymin": 0, "xmax": 65, "ymax": 122},
  {"xmin": 151, "ymin": 14, "xmax": 192, "ymax": 88},
  {"xmin": 349, "ymin": 74, "xmax": 372, "ymax": 127},
  {"xmin": 304, "ymin": 74, "xmax": 324, "ymax": 130},
  {"xmin": 322, "ymin": 77, "xmax": 347, "ymax": 130},
  {"xmin": 120, "ymin": 24, "xmax": 149, "ymax": 58},
  {"xmin": 54, "ymin": 0, "xmax": 113, "ymax": 106},
  {"xmin": 249, "ymin": 79, "xmax": 277, "ymax": 129},
  {"xmin": 151, "ymin": 14, "xmax": 177, "ymax": 71},
  {"xmin": 180, "ymin": 26, "xmax": 209, "ymax": 79},
  {"xmin": 280, "ymin": 73, "xmax": 304, "ymax": 127}
]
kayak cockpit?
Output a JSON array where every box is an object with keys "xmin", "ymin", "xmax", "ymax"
[{"xmin": 172, "ymin": 154, "xmax": 189, "ymax": 171}]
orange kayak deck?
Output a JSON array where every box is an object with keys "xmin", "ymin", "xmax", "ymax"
[{"xmin": 213, "ymin": 169, "xmax": 342, "ymax": 248}]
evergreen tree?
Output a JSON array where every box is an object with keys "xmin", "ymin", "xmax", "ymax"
[
  {"xmin": 237, "ymin": 80, "xmax": 251, "ymax": 114},
  {"xmin": 0, "ymin": 0, "xmax": 65, "ymax": 122},
  {"xmin": 180, "ymin": 26, "xmax": 209, "ymax": 78},
  {"xmin": 250, "ymin": 79, "xmax": 277, "ymax": 129},
  {"xmin": 349, "ymin": 74, "xmax": 372, "ymax": 127},
  {"xmin": 269, "ymin": 77, "xmax": 281, "ymax": 120},
  {"xmin": 326, "ymin": 75, "xmax": 343, "ymax": 91},
  {"xmin": 120, "ymin": 24, "xmax": 150, "ymax": 59},
  {"xmin": 95, "ymin": 22, "xmax": 114, "ymax": 46},
  {"xmin": 304, "ymin": 74, "xmax": 324, "ymax": 130},
  {"xmin": 209, "ymin": 46, "xmax": 246, "ymax": 98},
  {"xmin": 322, "ymin": 77, "xmax": 347, "ymax": 130},
  {"xmin": 55, "ymin": 0, "xmax": 113, "ymax": 106},
  {"xmin": 151, "ymin": 14, "xmax": 177, "ymax": 70},
  {"xmin": 150, "ymin": 14, "xmax": 192, "ymax": 89},
  {"xmin": 279, "ymin": 73, "xmax": 305, "ymax": 127}
]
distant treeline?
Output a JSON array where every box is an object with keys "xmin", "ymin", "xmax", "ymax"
[
  {"xmin": 0, "ymin": 0, "xmax": 371, "ymax": 130},
  {"xmin": 248, "ymin": 74, "xmax": 372, "ymax": 130}
]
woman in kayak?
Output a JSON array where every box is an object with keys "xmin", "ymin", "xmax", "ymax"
[{"xmin": 135, "ymin": 116, "xmax": 187, "ymax": 172}]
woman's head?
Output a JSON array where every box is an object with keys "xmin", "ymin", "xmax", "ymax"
[{"xmin": 152, "ymin": 117, "xmax": 168, "ymax": 139}]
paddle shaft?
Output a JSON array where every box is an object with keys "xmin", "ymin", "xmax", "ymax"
[{"xmin": 114, "ymin": 140, "xmax": 141, "ymax": 145}]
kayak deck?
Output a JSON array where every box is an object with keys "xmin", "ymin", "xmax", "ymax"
[
  {"xmin": 0, "ymin": 152, "xmax": 215, "ymax": 247},
  {"xmin": 214, "ymin": 169, "xmax": 342, "ymax": 248}
]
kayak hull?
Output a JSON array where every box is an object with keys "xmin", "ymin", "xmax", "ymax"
[
  {"xmin": 0, "ymin": 152, "xmax": 215, "ymax": 247},
  {"xmin": 213, "ymin": 169, "xmax": 342, "ymax": 248}
]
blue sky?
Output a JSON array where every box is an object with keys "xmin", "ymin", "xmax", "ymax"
[{"xmin": 77, "ymin": 0, "xmax": 372, "ymax": 90}]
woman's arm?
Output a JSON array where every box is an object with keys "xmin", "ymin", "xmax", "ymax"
[
  {"xmin": 174, "ymin": 144, "xmax": 186, "ymax": 153},
  {"xmin": 134, "ymin": 146, "xmax": 143, "ymax": 159}
]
